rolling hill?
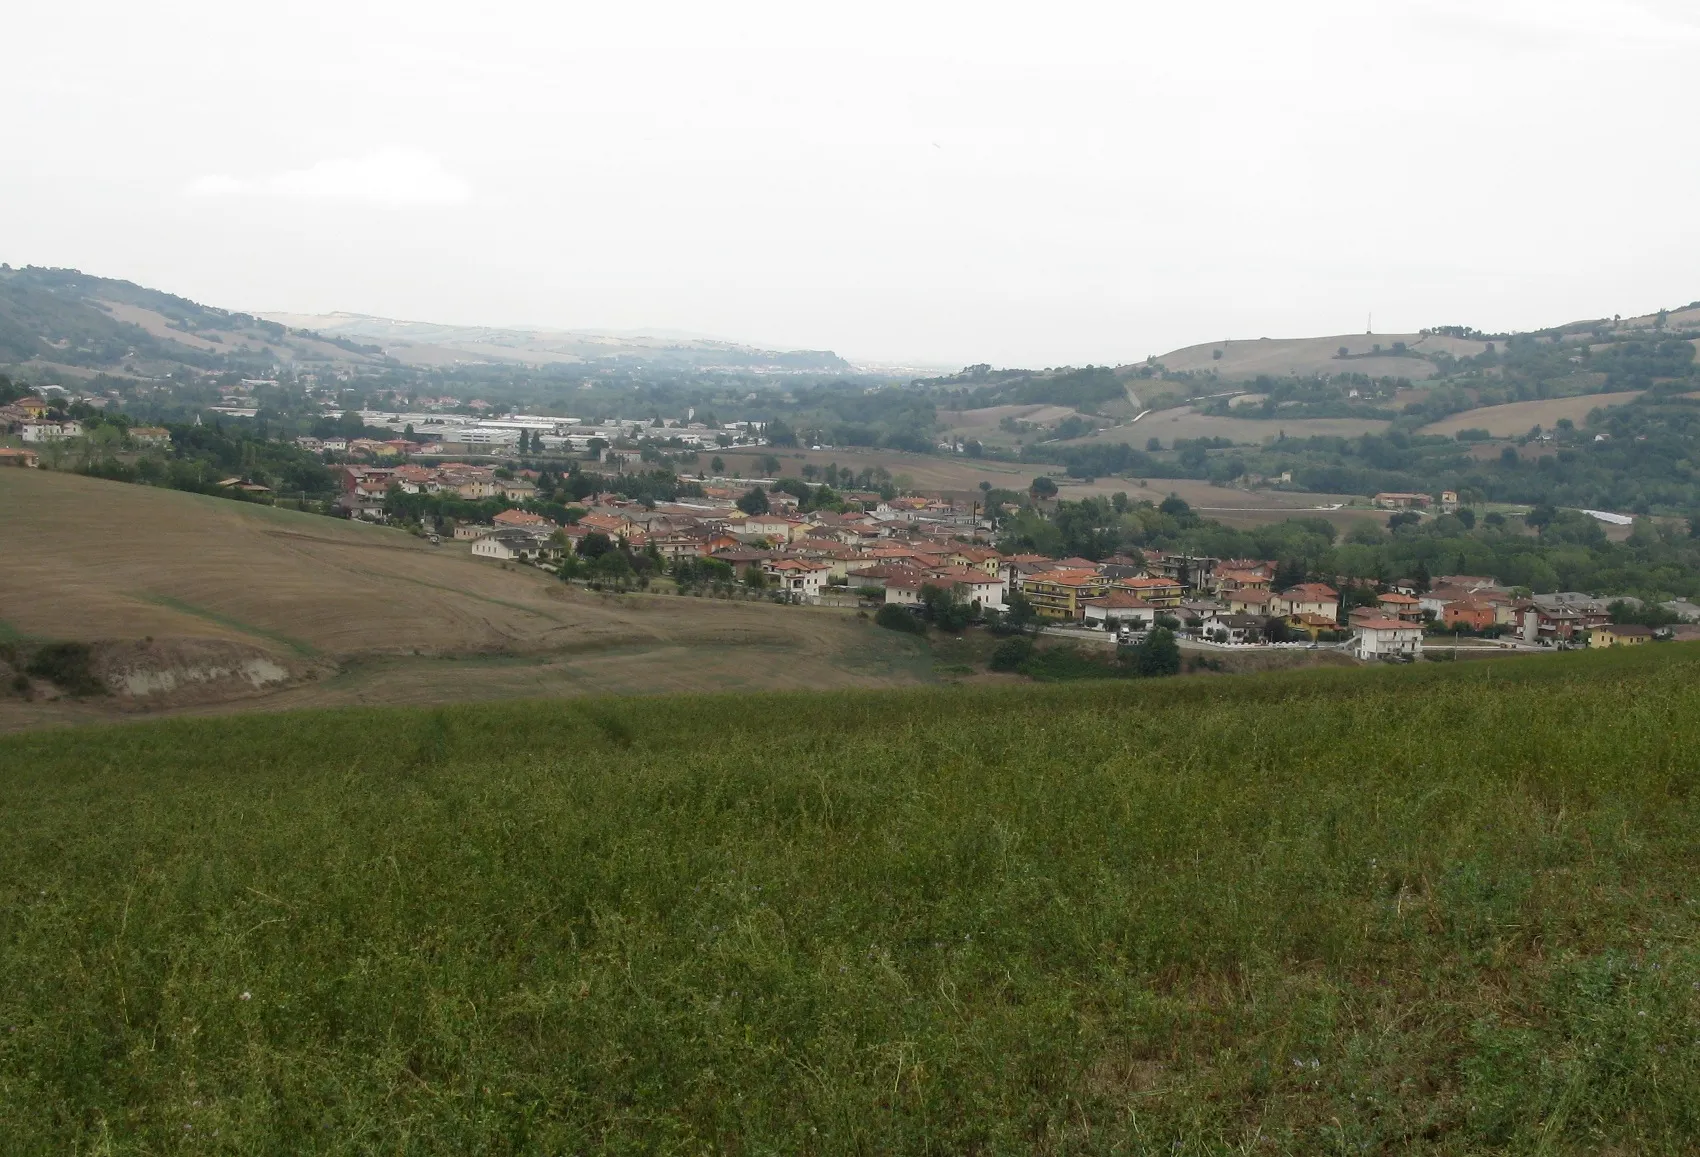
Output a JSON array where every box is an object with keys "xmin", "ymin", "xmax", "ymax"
[
  {"xmin": 1151, "ymin": 331, "xmax": 1492, "ymax": 382},
  {"xmin": 0, "ymin": 265, "xmax": 853, "ymax": 382},
  {"xmin": 0, "ymin": 469, "xmax": 935, "ymax": 729},
  {"xmin": 261, "ymin": 310, "xmax": 852, "ymax": 373}
]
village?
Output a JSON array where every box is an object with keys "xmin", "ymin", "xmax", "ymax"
[
  {"xmin": 7, "ymin": 379, "xmax": 1695, "ymax": 667},
  {"xmin": 333, "ymin": 458, "xmax": 1696, "ymax": 664}
]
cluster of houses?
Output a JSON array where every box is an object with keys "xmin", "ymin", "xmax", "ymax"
[
  {"xmin": 334, "ymin": 462, "xmax": 535, "ymax": 518},
  {"xmin": 416, "ymin": 476, "xmax": 1598, "ymax": 662},
  {"xmin": 296, "ymin": 436, "xmax": 423, "ymax": 459},
  {"xmin": 444, "ymin": 489, "xmax": 1693, "ymax": 660},
  {"xmin": 438, "ymin": 483, "xmax": 993, "ymax": 602},
  {"xmin": 1373, "ymin": 490, "xmax": 1460, "ymax": 511},
  {"xmin": 996, "ymin": 555, "xmax": 1418, "ymax": 659},
  {"xmin": 1, "ymin": 395, "xmax": 169, "ymax": 450}
]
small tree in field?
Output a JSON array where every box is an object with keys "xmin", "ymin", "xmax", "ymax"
[{"xmin": 1129, "ymin": 626, "xmax": 1181, "ymax": 677}]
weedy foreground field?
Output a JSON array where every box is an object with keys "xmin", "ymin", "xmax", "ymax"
[{"xmin": 3, "ymin": 648, "xmax": 1700, "ymax": 1152}]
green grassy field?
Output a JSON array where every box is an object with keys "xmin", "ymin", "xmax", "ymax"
[{"xmin": 4, "ymin": 648, "xmax": 1700, "ymax": 1152}]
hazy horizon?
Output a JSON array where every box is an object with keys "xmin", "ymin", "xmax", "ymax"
[{"xmin": 7, "ymin": 0, "xmax": 1699, "ymax": 367}]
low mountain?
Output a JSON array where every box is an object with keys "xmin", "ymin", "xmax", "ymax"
[
  {"xmin": 0, "ymin": 265, "xmax": 388, "ymax": 381},
  {"xmin": 0, "ymin": 265, "xmax": 853, "ymax": 382},
  {"xmin": 261, "ymin": 310, "xmax": 852, "ymax": 373}
]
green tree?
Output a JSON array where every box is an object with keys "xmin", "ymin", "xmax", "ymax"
[
  {"xmin": 736, "ymin": 487, "xmax": 771, "ymax": 516},
  {"xmin": 591, "ymin": 551, "xmax": 633, "ymax": 584},
  {"xmin": 710, "ymin": 456, "xmax": 726, "ymax": 474},
  {"xmin": 919, "ymin": 584, "xmax": 973, "ymax": 631},
  {"xmin": 1003, "ymin": 590, "xmax": 1037, "ymax": 633},
  {"xmin": 1131, "ymin": 626, "xmax": 1181, "ymax": 677},
  {"xmin": 1030, "ymin": 476, "xmax": 1058, "ymax": 501}
]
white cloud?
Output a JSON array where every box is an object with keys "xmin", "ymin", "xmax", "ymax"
[{"xmin": 184, "ymin": 148, "xmax": 471, "ymax": 208}]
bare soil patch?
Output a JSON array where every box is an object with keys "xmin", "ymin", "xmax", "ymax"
[
  {"xmin": 1418, "ymin": 391, "xmax": 1642, "ymax": 437},
  {"xmin": 1153, "ymin": 332, "xmax": 1489, "ymax": 381},
  {"xmin": 0, "ymin": 471, "xmax": 938, "ymax": 727},
  {"xmin": 1066, "ymin": 406, "xmax": 1391, "ymax": 446}
]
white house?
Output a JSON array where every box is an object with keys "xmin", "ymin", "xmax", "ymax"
[
  {"xmin": 1275, "ymin": 583, "xmax": 1339, "ymax": 621},
  {"xmin": 1083, "ymin": 591, "xmax": 1157, "ymax": 631},
  {"xmin": 1195, "ymin": 612, "xmax": 1266, "ymax": 644},
  {"xmin": 731, "ymin": 515, "xmax": 811, "ymax": 542},
  {"xmin": 1352, "ymin": 616, "xmax": 1424, "ymax": 660},
  {"xmin": 883, "ymin": 576, "xmax": 926, "ymax": 607},
  {"xmin": 928, "ymin": 566, "xmax": 1005, "ymax": 612},
  {"xmin": 762, "ymin": 558, "xmax": 831, "ymax": 602},
  {"xmin": 20, "ymin": 419, "xmax": 82, "ymax": 443},
  {"xmin": 471, "ymin": 529, "xmax": 552, "ymax": 563}
]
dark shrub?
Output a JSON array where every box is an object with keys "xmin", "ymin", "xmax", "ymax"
[
  {"xmin": 26, "ymin": 642, "xmax": 107, "ymax": 696},
  {"xmin": 874, "ymin": 604, "xmax": 926, "ymax": 634},
  {"xmin": 989, "ymin": 637, "xmax": 1036, "ymax": 671}
]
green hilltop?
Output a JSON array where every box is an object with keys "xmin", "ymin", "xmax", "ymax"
[{"xmin": 4, "ymin": 648, "xmax": 1700, "ymax": 1151}]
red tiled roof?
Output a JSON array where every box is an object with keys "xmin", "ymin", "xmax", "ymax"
[
  {"xmin": 1099, "ymin": 592, "xmax": 1157, "ymax": 609},
  {"xmin": 1026, "ymin": 570, "xmax": 1107, "ymax": 587},
  {"xmin": 1284, "ymin": 583, "xmax": 1338, "ymax": 599}
]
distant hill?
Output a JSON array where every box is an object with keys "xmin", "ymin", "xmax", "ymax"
[
  {"xmin": 0, "ymin": 265, "xmax": 853, "ymax": 381},
  {"xmin": 1151, "ymin": 331, "xmax": 1492, "ymax": 383},
  {"xmin": 261, "ymin": 311, "xmax": 853, "ymax": 373},
  {"xmin": 1150, "ymin": 305, "xmax": 1700, "ymax": 384},
  {"xmin": 0, "ymin": 265, "xmax": 389, "ymax": 381}
]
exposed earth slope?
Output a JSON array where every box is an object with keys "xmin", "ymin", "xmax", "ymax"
[{"xmin": 0, "ymin": 470, "xmax": 933, "ymax": 727}]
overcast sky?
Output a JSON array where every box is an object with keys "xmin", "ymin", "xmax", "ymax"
[{"xmin": 5, "ymin": 0, "xmax": 1699, "ymax": 367}]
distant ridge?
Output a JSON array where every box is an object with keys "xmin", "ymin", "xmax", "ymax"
[
  {"xmin": 0, "ymin": 265, "xmax": 853, "ymax": 379},
  {"xmin": 258, "ymin": 310, "xmax": 852, "ymax": 373}
]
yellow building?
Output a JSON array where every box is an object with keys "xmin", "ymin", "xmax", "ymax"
[
  {"xmin": 1020, "ymin": 570, "xmax": 1112, "ymax": 619},
  {"xmin": 1114, "ymin": 576, "xmax": 1184, "ymax": 607},
  {"xmin": 1590, "ymin": 624, "xmax": 1655, "ymax": 648}
]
